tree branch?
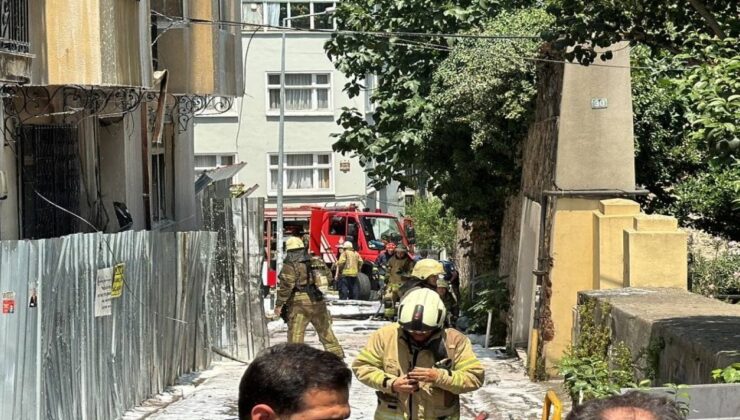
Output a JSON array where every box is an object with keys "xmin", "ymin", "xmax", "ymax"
[{"xmin": 687, "ymin": 0, "xmax": 726, "ymax": 38}]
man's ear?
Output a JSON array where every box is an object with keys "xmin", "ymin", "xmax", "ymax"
[{"xmin": 251, "ymin": 404, "xmax": 277, "ymax": 420}]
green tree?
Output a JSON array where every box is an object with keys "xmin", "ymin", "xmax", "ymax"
[
  {"xmin": 325, "ymin": 0, "xmax": 535, "ymax": 218},
  {"xmin": 631, "ymin": 45, "xmax": 740, "ymax": 239},
  {"xmin": 326, "ymin": 3, "xmax": 545, "ymax": 221},
  {"xmin": 403, "ymin": 197, "xmax": 457, "ymax": 254}
]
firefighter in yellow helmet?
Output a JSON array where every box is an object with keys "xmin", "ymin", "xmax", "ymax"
[
  {"xmin": 381, "ymin": 244, "xmax": 415, "ymax": 319},
  {"xmin": 353, "ymin": 289, "xmax": 484, "ymax": 419},
  {"xmin": 398, "ymin": 258, "xmax": 446, "ymax": 299},
  {"xmin": 336, "ymin": 241, "xmax": 363, "ymax": 300},
  {"xmin": 273, "ymin": 237, "xmax": 344, "ymax": 358}
]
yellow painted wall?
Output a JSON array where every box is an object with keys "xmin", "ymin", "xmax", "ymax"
[
  {"xmin": 545, "ymin": 198, "xmax": 601, "ymax": 373},
  {"xmin": 544, "ymin": 199, "xmax": 689, "ymax": 373},
  {"xmin": 593, "ymin": 199, "xmax": 640, "ymax": 289},
  {"xmin": 624, "ymin": 215, "xmax": 687, "ymax": 288}
]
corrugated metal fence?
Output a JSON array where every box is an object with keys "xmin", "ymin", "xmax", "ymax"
[
  {"xmin": 202, "ymin": 197, "xmax": 268, "ymax": 361},
  {"xmin": 0, "ymin": 230, "xmax": 221, "ymax": 420}
]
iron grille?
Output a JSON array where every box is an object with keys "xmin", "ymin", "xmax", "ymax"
[
  {"xmin": 0, "ymin": 0, "xmax": 29, "ymax": 53},
  {"xmin": 18, "ymin": 124, "xmax": 81, "ymax": 239}
]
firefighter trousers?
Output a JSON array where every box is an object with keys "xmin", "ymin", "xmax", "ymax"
[{"xmin": 288, "ymin": 294, "xmax": 345, "ymax": 358}]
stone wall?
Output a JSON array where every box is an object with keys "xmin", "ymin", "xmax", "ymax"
[{"xmin": 579, "ymin": 288, "xmax": 740, "ymax": 385}]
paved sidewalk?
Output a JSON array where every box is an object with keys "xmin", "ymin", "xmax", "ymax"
[{"xmin": 126, "ymin": 310, "xmax": 560, "ymax": 419}]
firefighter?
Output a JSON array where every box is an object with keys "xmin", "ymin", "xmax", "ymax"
[
  {"xmin": 273, "ymin": 237, "xmax": 344, "ymax": 358},
  {"xmin": 436, "ymin": 279, "xmax": 459, "ymax": 327},
  {"xmin": 382, "ymin": 244, "xmax": 415, "ymax": 319},
  {"xmin": 353, "ymin": 288, "xmax": 484, "ymax": 419},
  {"xmin": 398, "ymin": 258, "xmax": 445, "ymax": 299},
  {"xmin": 336, "ymin": 241, "xmax": 363, "ymax": 300},
  {"xmin": 375, "ymin": 242, "xmax": 396, "ymax": 266}
]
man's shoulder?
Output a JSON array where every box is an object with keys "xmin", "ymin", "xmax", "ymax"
[
  {"xmin": 372, "ymin": 323, "xmax": 401, "ymax": 339},
  {"xmin": 444, "ymin": 328, "xmax": 472, "ymax": 347}
]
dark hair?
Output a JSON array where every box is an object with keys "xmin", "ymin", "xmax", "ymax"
[
  {"xmin": 566, "ymin": 391, "xmax": 683, "ymax": 420},
  {"xmin": 238, "ymin": 343, "xmax": 352, "ymax": 419}
]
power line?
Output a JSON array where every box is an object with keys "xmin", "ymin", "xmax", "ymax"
[{"xmin": 150, "ymin": 10, "xmax": 694, "ymax": 72}]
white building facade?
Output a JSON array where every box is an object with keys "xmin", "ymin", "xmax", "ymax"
[{"xmin": 194, "ymin": 0, "xmax": 406, "ymax": 215}]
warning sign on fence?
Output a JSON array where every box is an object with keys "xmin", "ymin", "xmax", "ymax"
[
  {"xmin": 2, "ymin": 291, "xmax": 16, "ymax": 314},
  {"xmin": 111, "ymin": 263, "xmax": 125, "ymax": 298},
  {"xmin": 95, "ymin": 268, "xmax": 113, "ymax": 317}
]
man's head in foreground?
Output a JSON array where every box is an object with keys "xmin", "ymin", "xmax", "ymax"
[
  {"xmin": 238, "ymin": 343, "xmax": 352, "ymax": 420},
  {"xmin": 566, "ymin": 391, "xmax": 683, "ymax": 420}
]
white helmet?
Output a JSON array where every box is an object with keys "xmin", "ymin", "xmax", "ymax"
[
  {"xmin": 343, "ymin": 241, "xmax": 354, "ymax": 250},
  {"xmin": 398, "ymin": 289, "xmax": 447, "ymax": 332}
]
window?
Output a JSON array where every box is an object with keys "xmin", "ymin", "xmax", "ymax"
[
  {"xmin": 268, "ymin": 152, "xmax": 332, "ymax": 194},
  {"xmin": 267, "ymin": 73, "xmax": 331, "ymax": 113},
  {"xmin": 195, "ymin": 154, "xmax": 235, "ymax": 173},
  {"xmin": 243, "ymin": 2, "xmax": 336, "ymax": 30}
]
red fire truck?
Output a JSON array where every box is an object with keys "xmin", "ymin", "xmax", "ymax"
[{"xmin": 263, "ymin": 204, "xmax": 415, "ymax": 300}]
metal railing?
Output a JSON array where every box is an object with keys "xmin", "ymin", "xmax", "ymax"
[{"xmin": 0, "ymin": 0, "xmax": 29, "ymax": 53}]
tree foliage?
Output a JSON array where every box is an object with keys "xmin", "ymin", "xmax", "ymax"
[
  {"xmin": 544, "ymin": 1, "xmax": 740, "ymax": 163},
  {"xmin": 402, "ymin": 197, "xmax": 457, "ymax": 253},
  {"xmin": 631, "ymin": 46, "xmax": 740, "ymax": 239},
  {"xmin": 326, "ymin": 3, "xmax": 546, "ymax": 220}
]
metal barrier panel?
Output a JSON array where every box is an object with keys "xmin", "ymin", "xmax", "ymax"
[
  {"xmin": 0, "ymin": 230, "xmax": 218, "ymax": 420},
  {"xmin": 202, "ymin": 196, "xmax": 268, "ymax": 362}
]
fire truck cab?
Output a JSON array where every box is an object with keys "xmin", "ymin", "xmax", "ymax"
[{"xmin": 263, "ymin": 204, "xmax": 415, "ymax": 300}]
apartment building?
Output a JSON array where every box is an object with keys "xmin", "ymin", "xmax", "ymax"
[
  {"xmin": 194, "ymin": 0, "xmax": 406, "ymax": 215},
  {"xmin": 0, "ymin": 0, "xmax": 242, "ymax": 239}
]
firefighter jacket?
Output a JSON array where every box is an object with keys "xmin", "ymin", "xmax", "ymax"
[
  {"xmin": 337, "ymin": 249, "xmax": 363, "ymax": 277},
  {"xmin": 386, "ymin": 255, "xmax": 415, "ymax": 286},
  {"xmin": 353, "ymin": 324, "xmax": 484, "ymax": 420},
  {"xmin": 276, "ymin": 257, "xmax": 330, "ymax": 308}
]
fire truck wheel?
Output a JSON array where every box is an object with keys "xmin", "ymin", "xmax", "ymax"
[{"xmin": 356, "ymin": 272, "xmax": 371, "ymax": 301}]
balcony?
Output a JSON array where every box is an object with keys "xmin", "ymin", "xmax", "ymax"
[
  {"xmin": 152, "ymin": 0, "xmax": 243, "ymax": 97},
  {"xmin": 0, "ymin": 0, "xmax": 31, "ymax": 83}
]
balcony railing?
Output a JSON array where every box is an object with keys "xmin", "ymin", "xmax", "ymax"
[{"xmin": 0, "ymin": 0, "xmax": 29, "ymax": 53}]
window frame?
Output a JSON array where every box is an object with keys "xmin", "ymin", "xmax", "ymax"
[
  {"xmin": 266, "ymin": 152, "xmax": 334, "ymax": 196},
  {"xmin": 194, "ymin": 154, "xmax": 237, "ymax": 173},
  {"xmin": 265, "ymin": 72, "xmax": 333, "ymax": 116},
  {"xmin": 242, "ymin": 1, "xmax": 337, "ymax": 31}
]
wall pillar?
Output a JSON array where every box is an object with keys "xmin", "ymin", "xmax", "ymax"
[
  {"xmin": 593, "ymin": 199, "xmax": 641, "ymax": 289},
  {"xmin": 624, "ymin": 214, "xmax": 687, "ymax": 289}
]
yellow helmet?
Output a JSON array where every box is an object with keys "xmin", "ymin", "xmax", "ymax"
[
  {"xmin": 398, "ymin": 288, "xmax": 446, "ymax": 331},
  {"xmin": 411, "ymin": 259, "xmax": 444, "ymax": 280},
  {"xmin": 285, "ymin": 237, "xmax": 305, "ymax": 251}
]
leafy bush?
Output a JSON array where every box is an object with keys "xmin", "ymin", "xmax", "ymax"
[
  {"xmin": 712, "ymin": 363, "xmax": 740, "ymax": 383},
  {"xmin": 559, "ymin": 301, "xmax": 641, "ymax": 405},
  {"xmin": 402, "ymin": 197, "xmax": 457, "ymax": 255},
  {"xmin": 689, "ymin": 252, "xmax": 740, "ymax": 297},
  {"xmin": 459, "ymin": 272, "xmax": 509, "ymax": 344}
]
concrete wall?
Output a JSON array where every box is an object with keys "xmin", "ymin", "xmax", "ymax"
[
  {"xmin": 545, "ymin": 199, "xmax": 689, "ymax": 373},
  {"xmin": 511, "ymin": 197, "xmax": 541, "ymax": 347},
  {"xmin": 546, "ymin": 198, "xmax": 601, "ymax": 370},
  {"xmin": 555, "ymin": 43, "xmax": 635, "ymax": 190},
  {"xmin": 30, "ymin": 0, "xmax": 152, "ymax": 86},
  {"xmin": 154, "ymin": 0, "xmax": 244, "ymax": 96},
  {"xmin": 194, "ymin": 33, "xmax": 372, "ymax": 208},
  {"xmin": 580, "ymin": 288, "xmax": 740, "ymax": 386}
]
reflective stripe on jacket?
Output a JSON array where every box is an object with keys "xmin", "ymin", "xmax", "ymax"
[
  {"xmin": 337, "ymin": 250, "xmax": 362, "ymax": 276},
  {"xmin": 352, "ymin": 324, "xmax": 484, "ymax": 419}
]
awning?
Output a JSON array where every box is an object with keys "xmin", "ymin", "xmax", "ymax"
[{"xmin": 194, "ymin": 162, "xmax": 247, "ymax": 194}]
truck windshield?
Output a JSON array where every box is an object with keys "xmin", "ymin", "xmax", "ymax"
[{"xmin": 360, "ymin": 216, "xmax": 403, "ymax": 250}]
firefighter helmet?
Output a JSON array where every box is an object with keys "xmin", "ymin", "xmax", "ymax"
[
  {"xmin": 398, "ymin": 288, "xmax": 446, "ymax": 332},
  {"xmin": 343, "ymin": 241, "xmax": 354, "ymax": 250},
  {"xmin": 285, "ymin": 237, "xmax": 305, "ymax": 251},
  {"xmin": 411, "ymin": 259, "xmax": 445, "ymax": 280}
]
